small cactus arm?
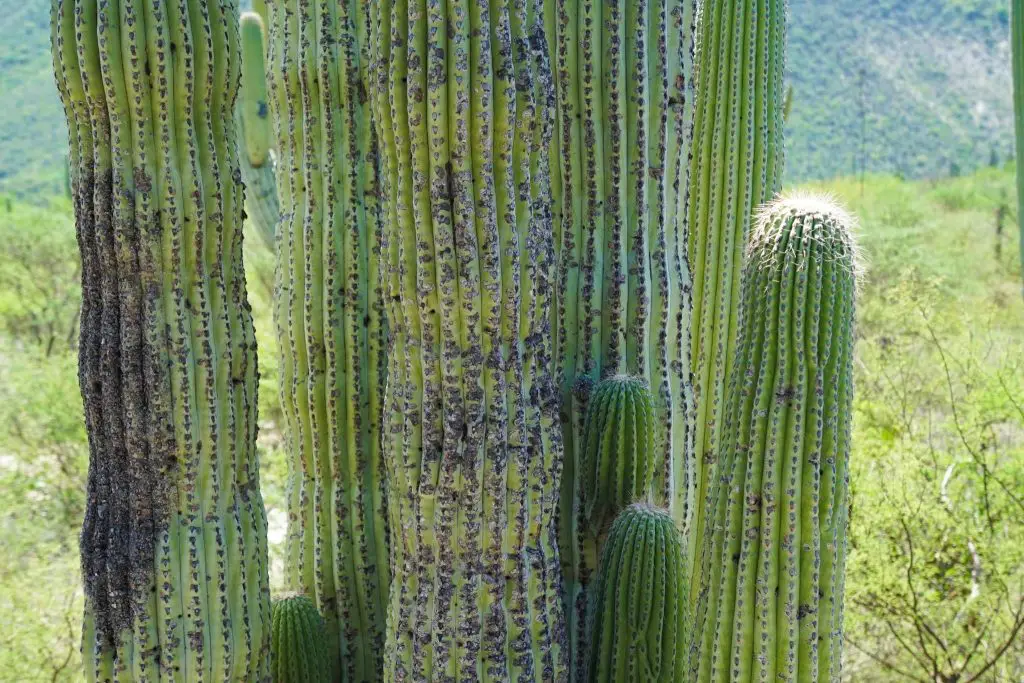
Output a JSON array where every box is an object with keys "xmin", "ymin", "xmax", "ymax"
[
  {"xmin": 236, "ymin": 11, "xmax": 278, "ymax": 249},
  {"xmin": 688, "ymin": 195, "xmax": 858, "ymax": 683},
  {"xmin": 265, "ymin": 1, "xmax": 389, "ymax": 680},
  {"xmin": 271, "ymin": 595, "xmax": 332, "ymax": 683},
  {"xmin": 544, "ymin": 1, "xmax": 699, "ymax": 676},
  {"xmin": 51, "ymin": 0, "xmax": 271, "ymax": 680},
  {"xmin": 1013, "ymin": 0, "xmax": 1024, "ymax": 295},
  {"xmin": 368, "ymin": 0, "xmax": 568, "ymax": 677},
  {"xmin": 580, "ymin": 376, "xmax": 657, "ymax": 538},
  {"xmin": 587, "ymin": 503, "xmax": 688, "ymax": 683},
  {"xmin": 687, "ymin": 0, "xmax": 787, "ymax": 604}
]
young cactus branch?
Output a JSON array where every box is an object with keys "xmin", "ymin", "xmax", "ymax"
[
  {"xmin": 689, "ymin": 195, "xmax": 858, "ymax": 683},
  {"xmin": 271, "ymin": 595, "xmax": 332, "ymax": 683},
  {"xmin": 51, "ymin": 0, "xmax": 271, "ymax": 678}
]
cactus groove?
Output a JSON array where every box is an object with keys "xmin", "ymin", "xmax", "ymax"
[
  {"xmin": 368, "ymin": 0, "xmax": 568, "ymax": 677},
  {"xmin": 271, "ymin": 595, "xmax": 333, "ymax": 683},
  {"xmin": 580, "ymin": 375, "xmax": 657, "ymax": 538},
  {"xmin": 265, "ymin": 1, "xmax": 390, "ymax": 679},
  {"xmin": 688, "ymin": 195, "xmax": 857, "ymax": 683},
  {"xmin": 687, "ymin": 0, "xmax": 787, "ymax": 585},
  {"xmin": 587, "ymin": 503, "xmax": 688, "ymax": 683},
  {"xmin": 51, "ymin": 0, "xmax": 272, "ymax": 679},
  {"xmin": 545, "ymin": 0, "xmax": 698, "ymax": 676}
]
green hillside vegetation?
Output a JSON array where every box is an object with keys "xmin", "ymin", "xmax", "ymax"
[
  {"xmin": 0, "ymin": 0, "xmax": 1017, "ymax": 197},
  {"xmin": 2, "ymin": 165, "xmax": 1021, "ymax": 680}
]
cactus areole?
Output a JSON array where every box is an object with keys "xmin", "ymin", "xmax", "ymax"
[
  {"xmin": 51, "ymin": 0, "xmax": 271, "ymax": 679},
  {"xmin": 369, "ymin": 0, "xmax": 568, "ymax": 677},
  {"xmin": 689, "ymin": 195, "xmax": 858, "ymax": 683}
]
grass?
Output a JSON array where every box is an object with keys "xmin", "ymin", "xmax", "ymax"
[{"xmin": 0, "ymin": 166, "xmax": 1022, "ymax": 679}]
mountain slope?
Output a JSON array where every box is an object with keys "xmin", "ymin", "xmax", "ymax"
[{"xmin": 0, "ymin": 0, "xmax": 1016, "ymax": 196}]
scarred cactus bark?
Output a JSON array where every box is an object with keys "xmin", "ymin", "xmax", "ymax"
[
  {"xmin": 51, "ymin": 0, "xmax": 271, "ymax": 679},
  {"xmin": 265, "ymin": 1, "xmax": 389, "ymax": 679},
  {"xmin": 687, "ymin": 0, "xmax": 787, "ymax": 582},
  {"xmin": 368, "ymin": 0, "xmax": 567, "ymax": 677},
  {"xmin": 271, "ymin": 595, "xmax": 332, "ymax": 683},
  {"xmin": 688, "ymin": 195, "xmax": 857, "ymax": 683},
  {"xmin": 580, "ymin": 375, "xmax": 657, "ymax": 538},
  {"xmin": 587, "ymin": 503, "xmax": 688, "ymax": 683},
  {"xmin": 546, "ymin": 1, "xmax": 698, "ymax": 675}
]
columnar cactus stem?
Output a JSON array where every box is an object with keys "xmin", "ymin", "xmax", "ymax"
[
  {"xmin": 368, "ymin": 0, "xmax": 567, "ymax": 677},
  {"xmin": 237, "ymin": 11, "xmax": 278, "ymax": 249},
  {"xmin": 687, "ymin": 0, "xmax": 787, "ymax": 598},
  {"xmin": 51, "ymin": 0, "xmax": 271, "ymax": 679},
  {"xmin": 587, "ymin": 503, "xmax": 688, "ymax": 683},
  {"xmin": 271, "ymin": 595, "xmax": 332, "ymax": 683},
  {"xmin": 688, "ymin": 195, "xmax": 857, "ymax": 683},
  {"xmin": 545, "ymin": 1, "xmax": 698, "ymax": 676},
  {"xmin": 265, "ymin": 1, "xmax": 389, "ymax": 679}
]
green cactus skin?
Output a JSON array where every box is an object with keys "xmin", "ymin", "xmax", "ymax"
[
  {"xmin": 688, "ymin": 195, "xmax": 857, "ymax": 683},
  {"xmin": 237, "ymin": 11, "xmax": 279, "ymax": 249},
  {"xmin": 545, "ymin": 1, "xmax": 698, "ymax": 676},
  {"xmin": 687, "ymin": 0, "xmax": 787, "ymax": 603},
  {"xmin": 50, "ymin": 0, "xmax": 272, "ymax": 680},
  {"xmin": 580, "ymin": 376, "xmax": 657, "ymax": 538},
  {"xmin": 1013, "ymin": 0, "xmax": 1024, "ymax": 295},
  {"xmin": 265, "ymin": 2, "xmax": 389, "ymax": 680},
  {"xmin": 368, "ymin": 0, "xmax": 567, "ymax": 678},
  {"xmin": 271, "ymin": 595, "xmax": 332, "ymax": 683},
  {"xmin": 587, "ymin": 503, "xmax": 688, "ymax": 683}
]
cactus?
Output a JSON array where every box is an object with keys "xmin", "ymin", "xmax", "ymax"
[
  {"xmin": 1013, "ymin": 0, "xmax": 1024, "ymax": 295},
  {"xmin": 688, "ymin": 195, "xmax": 857, "ymax": 683},
  {"xmin": 51, "ymin": 0, "xmax": 271, "ymax": 679},
  {"xmin": 264, "ymin": 2, "xmax": 389, "ymax": 679},
  {"xmin": 687, "ymin": 0, "xmax": 787, "ymax": 594},
  {"xmin": 271, "ymin": 595, "xmax": 332, "ymax": 683},
  {"xmin": 587, "ymin": 503, "xmax": 688, "ymax": 683},
  {"xmin": 368, "ymin": 0, "xmax": 567, "ymax": 677},
  {"xmin": 236, "ymin": 12, "xmax": 279, "ymax": 249},
  {"xmin": 546, "ymin": 1, "xmax": 699, "ymax": 675},
  {"xmin": 580, "ymin": 376, "xmax": 657, "ymax": 538}
]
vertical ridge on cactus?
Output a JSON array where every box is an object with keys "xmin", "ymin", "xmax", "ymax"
[
  {"xmin": 271, "ymin": 595, "xmax": 332, "ymax": 683},
  {"xmin": 587, "ymin": 503, "xmax": 688, "ymax": 683},
  {"xmin": 687, "ymin": 0, "xmax": 787, "ymax": 600},
  {"xmin": 1012, "ymin": 0, "xmax": 1024, "ymax": 295},
  {"xmin": 368, "ymin": 0, "xmax": 568, "ymax": 677},
  {"xmin": 265, "ymin": 1, "xmax": 389, "ymax": 679},
  {"xmin": 546, "ymin": 1, "xmax": 698, "ymax": 676},
  {"xmin": 580, "ymin": 375, "xmax": 657, "ymax": 537},
  {"xmin": 237, "ymin": 11, "xmax": 278, "ymax": 249},
  {"xmin": 51, "ymin": 0, "xmax": 271, "ymax": 679},
  {"xmin": 688, "ymin": 194, "xmax": 857, "ymax": 683}
]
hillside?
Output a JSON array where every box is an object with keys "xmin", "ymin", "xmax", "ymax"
[{"xmin": 0, "ymin": 0, "xmax": 1017, "ymax": 196}]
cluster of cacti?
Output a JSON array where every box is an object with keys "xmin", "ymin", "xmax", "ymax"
[
  {"xmin": 686, "ymin": 0, "xmax": 787, "ymax": 601},
  {"xmin": 688, "ymin": 195, "xmax": 857, "ymax": 682},
  {"xmin": 580, "ymin": 375, "xmax": 657, "ymax": 537},
  {"xmin": 236, "ymin": 11, "xmax": 279, "ymax": 249},
  {"xmin": 51, "ymin": 0, "xmax": 271, "ymax": 679},
  {"xmin": 264, "ymin": 1, "xmax": 390, "ymax": 679},
  {"xmin": 587, "ymin": 503, "xmax": 688, "ymax": 683},
  {"xmin": 367, "ymin": 0, "xmax": 566, "ymax": 676},
  {"xmin": 271, "ymin": 595, "xmax": 332, "ymax": 683},
  {"xmin": 547, "ymin": 0, "xmax": 699, "ymax": 674},
  {"xmin": 1013, "ymin": 0, "xmax": 1024, "ymax": 294}
]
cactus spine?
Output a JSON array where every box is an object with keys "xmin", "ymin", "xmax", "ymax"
[
  {"xmin": 236, "ymin": 11, "xmax": 279, "ymax": 249},
  {"xmin": 587, "ymin": 503, "xmax": 688, "ymax": 683},
  {"xmin": 51, "ymin": 0, "xmax": 271, "ymax": 679},
  {"xmin": 546, "ymin": 0, "xmax": 698, "ymax": 675},
  {"xmin": 580, "ymin": 376, "xmax": 657, "ymax": 537},
  {"xmin": 271, "ymin": 595, "xmax": 332, "ymax": 683},
  {"xmin": 1012, "ymin": 0, "xmax": 1024, "ymax": 295},
  {"xmin": 265, "ymin": 1, "xmax": 389, "ymax": 679},
  {"xmin": 368, "ymin": 0, "xmax": 567, "ymax": 677},
  {"xmin": 689, "ymin": 195, "xmax": 857, "ymax": 683},
  {"xmin": 687, "ymin": 0, "xmax": 787, "ymax": 594}
]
